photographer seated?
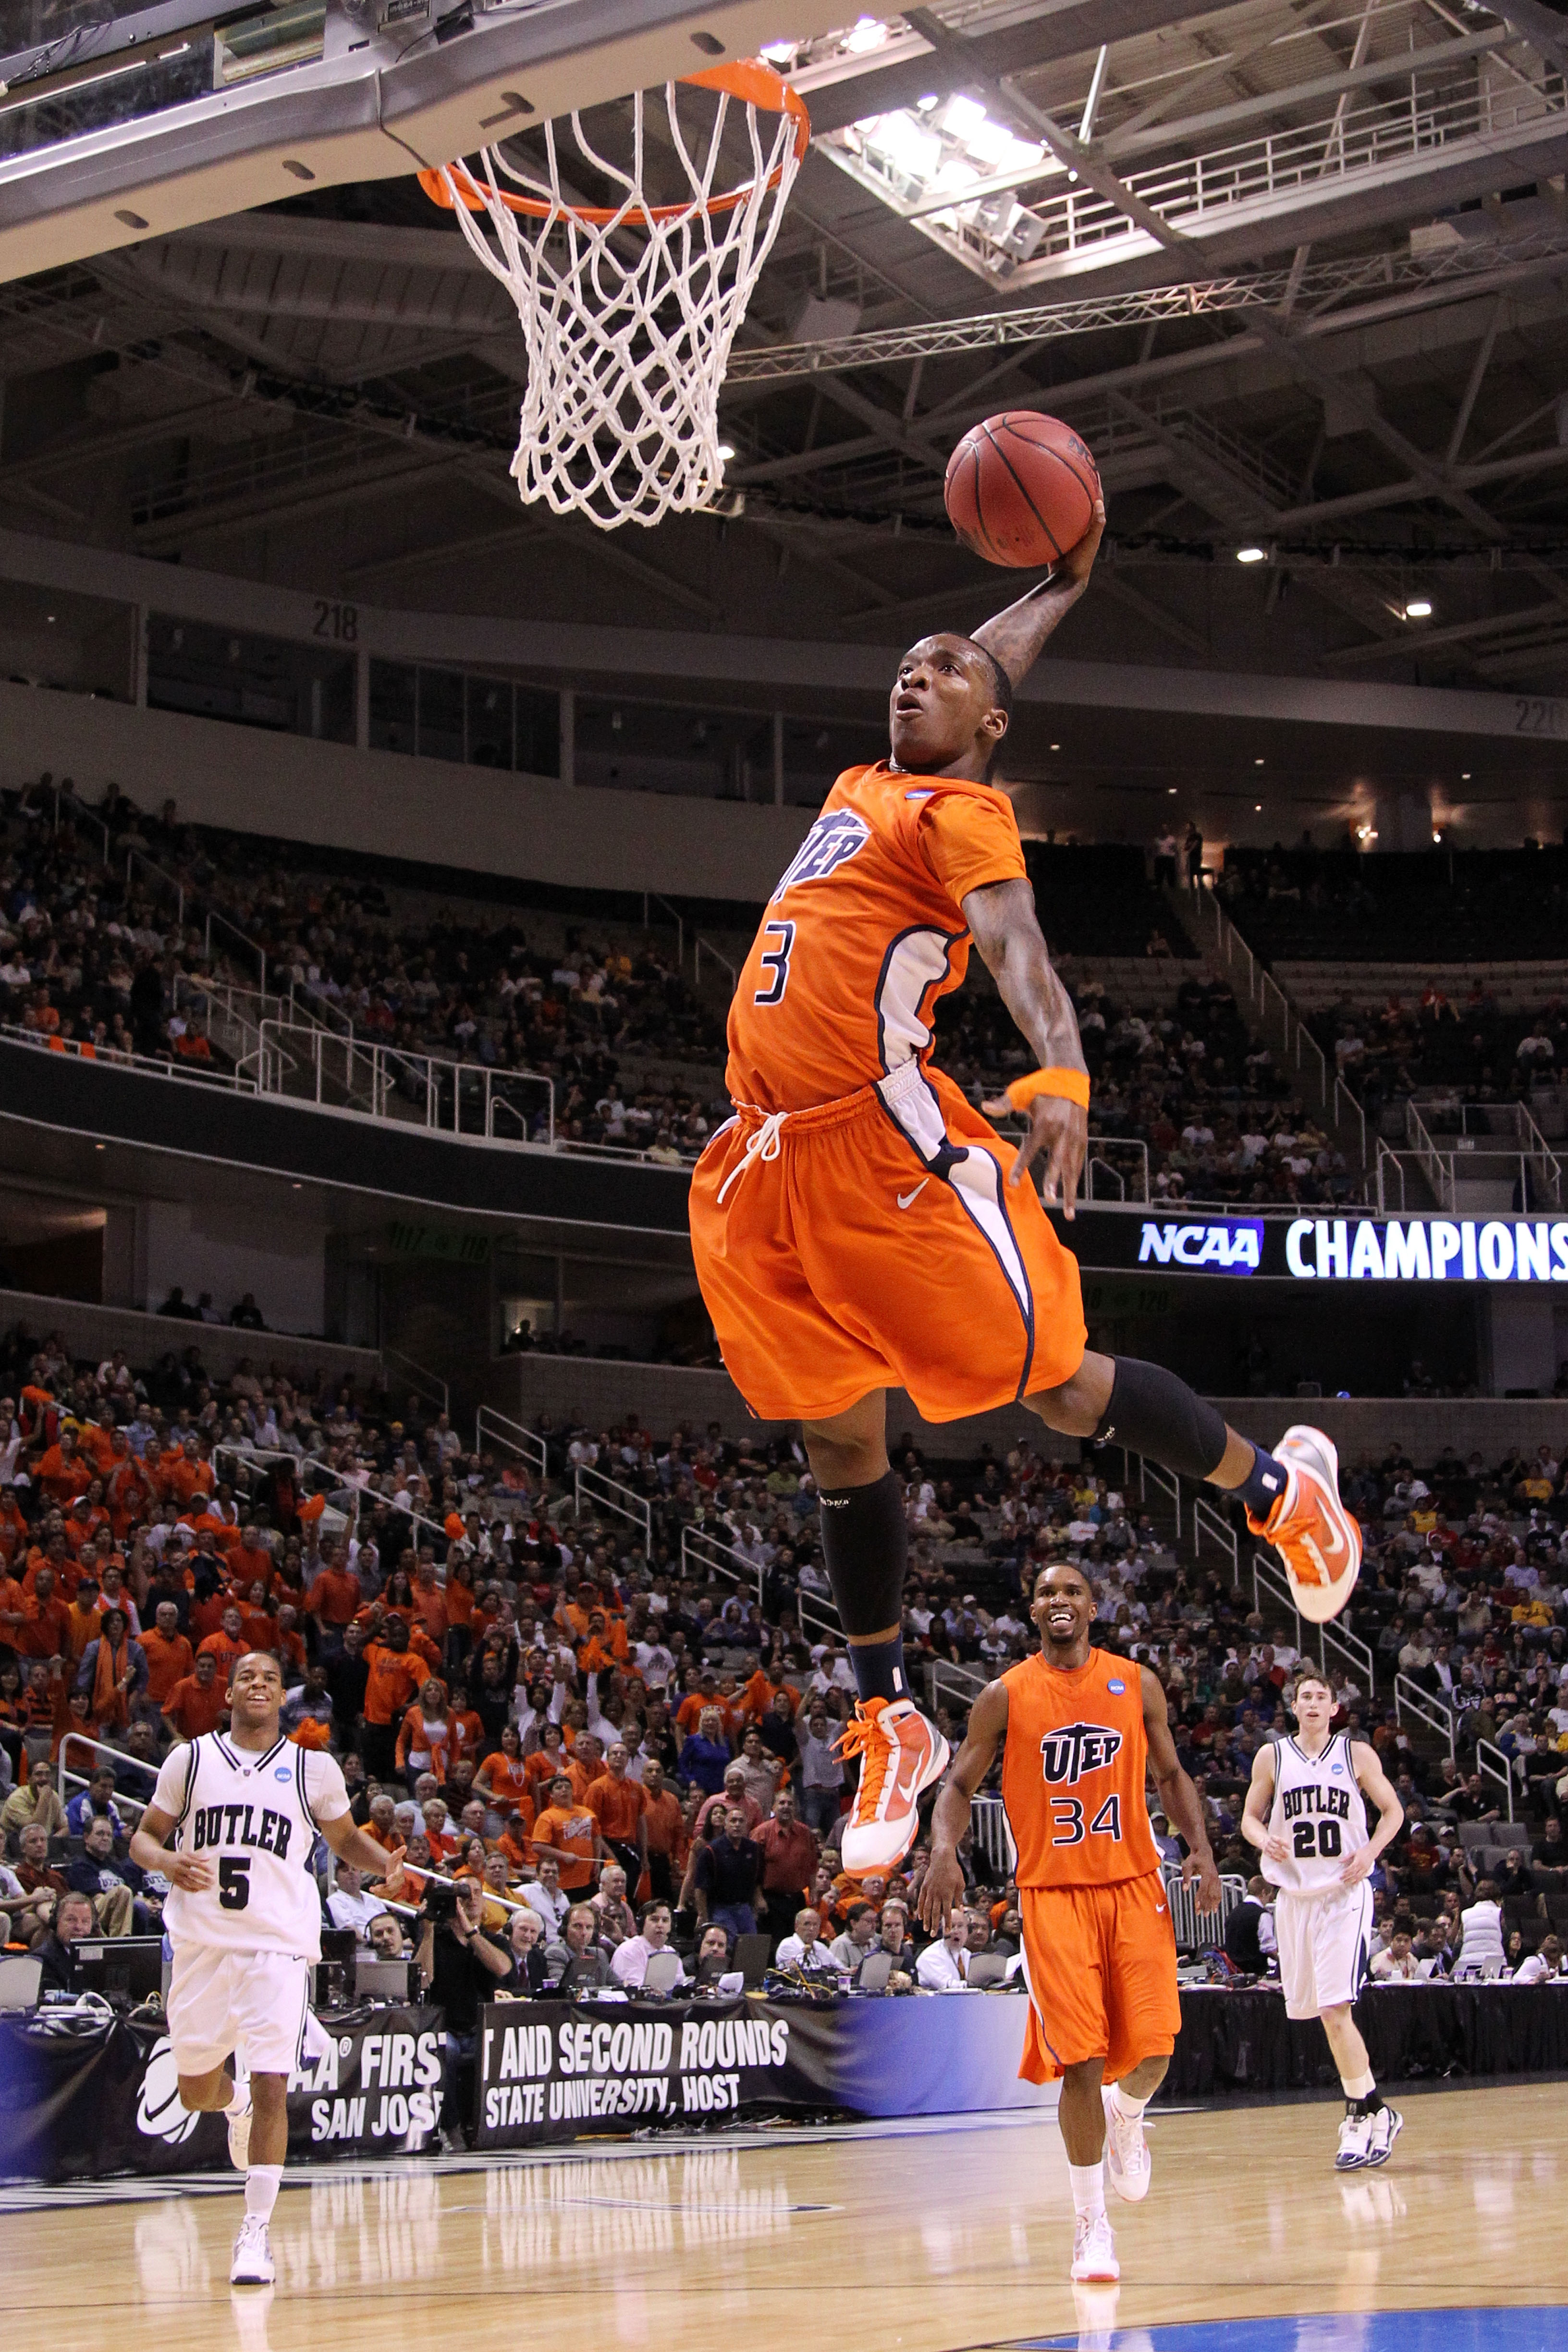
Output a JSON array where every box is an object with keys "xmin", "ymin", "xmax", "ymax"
[{"xmin": 546, "ymin": 1903, "xmax": 612, "ymax": 1993}]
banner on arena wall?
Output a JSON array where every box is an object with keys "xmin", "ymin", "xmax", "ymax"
[
  {"xmin": 473, "ymin": 1993, "xmax": 1054, "ymax": 2148},
  {"xmin": 1052, "ymin": 1208, "xmax": 1568, "ymax": 1284},
  {"xmin": 0, "ymin": 2006, "xmax": 444, "ymax": 2182}
]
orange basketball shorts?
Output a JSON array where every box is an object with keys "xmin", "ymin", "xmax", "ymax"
[
  {"xmin": 1016, "ymin": 1869, "xmax": 1181, "ymax": 2085},
  {"xmin": 688, "ymin": 1057, "xmax": 1085, "ymax": 1424}
]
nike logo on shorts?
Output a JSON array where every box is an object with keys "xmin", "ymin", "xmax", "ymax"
[{"xmin": 897, "ymin": 1181, "xmax": 929, "ymax": 1209}]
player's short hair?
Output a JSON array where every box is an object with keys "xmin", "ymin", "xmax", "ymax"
[
  {"xmin": 1289, "ymin": 1671, "xmax": 1333, "ymax": 1704},
  {"xmin": 1033, "ymin": 1561, "xmax": 1090, "ymax": 1597}
]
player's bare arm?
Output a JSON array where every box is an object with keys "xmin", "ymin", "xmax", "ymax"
[
  {"xmin": 1139, "ymin": 1666, "xmax": 1222, "ymax": 1913},
  {"xmin": 971, "ymin": 496, "xmax": 1106, "ymax": 685},
  {"xmin": 918, "ymin": 1676, "xmax": 1010, "ymax": 1933},
  {"xmin": 1343, "ymin": 1740, "xmax": 1404, "ymax": 1887},
  {"xmin": 130, "ymin": 1799, "xmax": 213, "ymax": 1891},
  {"xmin": 1241, "ymin": 1742, "xmax": 1288, "ymax": 1864},
  {"xmin": 967, "ymin": 878, "xmax": 1089, "ymax": 1213}
]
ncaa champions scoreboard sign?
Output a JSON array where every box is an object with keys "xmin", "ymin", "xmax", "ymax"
[{"xmin": 1051, "ymin": 1211, "xmax": 1568, "ymax": 1284}]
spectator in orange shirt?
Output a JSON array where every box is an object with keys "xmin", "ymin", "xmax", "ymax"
[
  {"xmin": 168, "ymin": 1437, "xmax": 215, "ymax": 1508},
  {"xmin": 235, "ymin": 1579, "xmax": 280, "ymax": 1654},
  {"xmin": 396, "ymin": 1679, "xmax": 456, "ymax": 1787},
  {"xmin": 77, "ymin": 1410, "xmax": 120, "ymax": 1480},
  {"xmin": 532, "ymin": 1774, "xmax": 605, "ymax": 1894},
  {"xmin": 61, "ymin": 1575, "xmax": 105, "ymax": 1666},
  {"xmin": 34, "ymin": 1429, "xmax": 90, "ymax": 1508},
  {"xmin": 161, "ymin": 1650, "xmax": 227, "ymax": 1741},
  {"xmin": 17, "ymin": 1566, "xmax": 70, "ymax": 1660},
  {"xmin": 411, "ymin": 1560, "xmax": 448, "ymax": 1649},
  {"xmin": 586, "ymin": 1738, "xmax": 648, "ymax": 1885},
  {"xmin": 196, "ymin": 1604, "xmax": 250, "ymax": 1680},
  {"xmin": 496, "ymin": 1808, "xmax": 537, "ymax": 1874},
  {"xmin": 637, "ymin": 1758, "xmax": 689, "ymax": 1905},
  {"xmin": 104, "ymin": 1438, "xmax": 155, "ymax": 1539},
  {"xmin": 140, "ymin": 1601, "xmax": 194, "ymax": 1708},
  {"xmin": 475, "ymin": 1726, "xmax": 532, "ymax": 1823},
  {"xmin": 361, "ymin": 1617, "xmax": 424, "ymax": 1781},
  {"xmin": 524, "ymin": 1719, "xmax": 572, "ymax": 1797},
  {"xmin": 0, "ymin": 1568, "xmax": 26, "ymax": 1657},
  {"xmin": 24, "ymin": 1529, "xmax": 77, "ymax": 1601},
  {"xmin": 0, "ymin": 1490, "xmax": 27, "ymax": 1567},
  {"xmin": 675, "ymin": 1668, "xmax": 736, "ymax": 1744},
  {"xmin": 61, "ymin": 1486, "xmax": 111, "ymax": 1557},
  {"xmin": 304, "ymin": 1542, "xmax": 360, "ymax": 1648}
]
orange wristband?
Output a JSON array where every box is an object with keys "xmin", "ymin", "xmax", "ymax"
[{"xmin": 1005, "ymin": 1066, "xmax": 1090, "ymax": 1113}]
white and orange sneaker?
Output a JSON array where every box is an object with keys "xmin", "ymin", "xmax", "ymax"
[
  {"xmin": 837, "ymin": 1696, "xmax": 950, "ymax": 1874},
  {"xmin": 1247, "ymin": 1425, "xmax": 1362, "ymax": 1625},
  {"xmin": 1070, "ymin": 2213, "xmax": 1119, "ymax": 2283},
  {"xmin": 1101, "ymin": 2085, "xmax": 1152, "ymax": 2202}
]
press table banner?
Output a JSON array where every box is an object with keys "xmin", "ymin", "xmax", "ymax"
[
  {"xmin": 0, "ymin": 2004, "xmax": 444, "ymax": 2182},
  {"xmin": 474, "ymin": 1992, "xmax": 1054, "ymax": 2147}
]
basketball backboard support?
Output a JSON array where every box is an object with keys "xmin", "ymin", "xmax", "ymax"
[{"xmin": 0, "ymin": 0, "xmax": 845, "ymax": 285}]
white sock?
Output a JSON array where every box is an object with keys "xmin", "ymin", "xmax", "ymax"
[
  {"xmin": 245, "ymin": 2164, "xmax": 282, "ymax": 2225},
  {"xmin": 1108, "ymin": 2082, "xmax": 1149, "ymax": 2123},
  {"xmin": 1068, "ymin": 2161, "xmax": 1106, "ymax": 2223},
  {"xmin": 224, "ymin": 2080, "xmax": 251, "ymax": 2116},
  {"xmin": 1341, "ymin": 2070, "xmax": 1374, "ymax": 2101}
]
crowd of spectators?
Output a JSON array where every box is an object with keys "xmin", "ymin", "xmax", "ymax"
[
  {"xmin": 1, "ymin": 1302, "xmax": 1563, "ymax": 2016},
  {"xmin": 0, "ymin": 776, "xmax": 729, "ymax": 1166},
  {"xmin": 4, "ymin": 776, "xmax": 1357, "ymax": 1209},
  {"xmin": 1219, "ymin": 841, "xmax": 1568, "ymax": 964},
  {"xmin": 1313, "ymin": 980, "xmax": 1568, "ymax": 1133}
]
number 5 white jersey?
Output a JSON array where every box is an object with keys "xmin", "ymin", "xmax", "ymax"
[
  {"xmin": 151, "ymin": 1731, "xmax": 348, "ymax": 1961},
  {"xmin": 1260, "ymin": 1731, "xmax": 1369, "ymax": 1895}
]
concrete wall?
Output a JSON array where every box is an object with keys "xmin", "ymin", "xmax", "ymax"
[
  {"xmin": 141, "ymin": 1198, "xmax": 328, "ymax": 1336},
  {"xmin": 0, "ymin": 681, "xmax": 812, "ymax": 903},
  {"xmin": 0, "ymin": 1286, "xmax": 379, "ymax": 1386},
  {"xmin": 479, "ymin": 1355, "xmax": 1059, "ymax": 1464},
  {"xmin": 481, "ymin": 1354, "xmax": 1568, "ymax": 1468}
]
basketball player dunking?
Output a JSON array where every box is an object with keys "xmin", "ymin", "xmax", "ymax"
[
  {"xmin": 130, "ymin": 1651, "xmax": 405, "ymax": 2285},
  {"xmin": 919, "ymin": 1560, "xmax": 1216, "ymax": 2282},
  {"xmin": 1242, "ymin": 1670, "xmax": 1405, "ymax": 2171},
  {"xmin": 690, "ymin": 496, "xmax": 1361, "ymax": 1877}
]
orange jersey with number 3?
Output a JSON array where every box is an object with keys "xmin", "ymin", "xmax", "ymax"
[
  {"xmin": 1000, "ymin": 1649, "xmax": 1162, "ymax": 1888},
  {"xmin": 725, "ymin": 761, "xmax": 1027, "ymax": 1115}
]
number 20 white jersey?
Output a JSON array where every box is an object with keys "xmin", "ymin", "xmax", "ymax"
[
  {"xmin": 1261, "ymin": 1731, "xmax": 1369, "ymax": 1896},
  {"xmin": 150, "ymin": 1731, "xmax": 348, "ymax": 1960}
]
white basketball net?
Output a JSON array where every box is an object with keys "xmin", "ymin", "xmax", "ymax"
[{"xmin": 431, "ymin": 73, "xmax": 806, "ymax": 531}]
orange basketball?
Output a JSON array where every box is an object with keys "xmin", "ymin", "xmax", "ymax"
[{"xmin": 944, "ymin": 411, "xmax": 1100, "ymax": 568}]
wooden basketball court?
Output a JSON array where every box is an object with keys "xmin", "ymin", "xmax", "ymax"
[{"xmin": 6, "ymin": 2084, "xmax": 1562, "ymax": 2352}]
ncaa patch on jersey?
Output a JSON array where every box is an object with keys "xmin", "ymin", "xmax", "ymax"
[
  {"xmin": 275, "ymin": 1766, "xmax": 293, "ymax": 1781},
  {"xmin": 1107, "ymin": 1678, "xmax": 1126, "ymax": 1694}
]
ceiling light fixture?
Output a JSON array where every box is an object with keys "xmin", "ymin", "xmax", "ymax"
[
  {"xmin": 1404, "ymin": 598, "xmax": 1433, "ymax": 619},
  {"xmin": 1237, "ymin": 546, "xmax": 1266, "ymax": 565}
]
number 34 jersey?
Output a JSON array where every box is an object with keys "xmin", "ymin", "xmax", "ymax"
[
  {"xmin": 999, "ymin": 1649, "xmax": 1162, "ymax": 1889},
  {"xmin": 150, "ymin": 1731, "xmax": 349, "ymax": 1960},
  {"xmin": 1261, "ymin": 1731, "xmax": 1369, "ymax": 1895}
]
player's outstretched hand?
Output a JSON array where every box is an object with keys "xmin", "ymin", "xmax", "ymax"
[
  {"xmin": 916, "ymin": 1845, "xmax": 967, "ymax": 1936},
  {"xmin": 379, "ymin": 1843, "xmax": 408, "ymax": 1900},
  {"xmin": 981, "ymin": 1092, "xmax": 1087, "ymax": 1217},
  {"xmin": 1184, "ymin": 1850, "xmax": 1223, "ymax": 1916},
  {"xmin": 168, "ymin": 1852, "xmax": 216, "ymax": 1892},
  {"xmin": 1338, "ymin": 1846, "xmax": 1373, "ymax": 1888},
  {"xmin": 1055, "ymin": 495, "xmax": 1106, "ymax": 588}
]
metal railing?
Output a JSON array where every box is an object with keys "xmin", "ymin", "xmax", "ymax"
[
  {"xmin": 0, "ymin": 1019, "xmax": 260, "ymax": 1093},
  {"xmin": 681, "ymin": 1522, "xmax": 765, "ymax": 1610},
  {"xmin": 1192, "ymin": 1493, "xmax": 1239, "ymax": 1577},
  {"xmin": 693, "ymin": 936, "xmax": 738, "ymax": 989},
  {"xmin": 385, "ymin": 1348, "xmax": 449, "ymax": 1418},
  {"xmin": 246, "ymin": 1020, "xmax": 556, "ymax": 1147},
  {"xmin": 572, "ymin": 1464, "xmax": 651, "ymax": 1555},
  {"xmin": 970, "ymin": 1790, "xmax": 1017, "ymax": 1880},
  {"xmin": 1393, "ymin": 1673, "xmax": 1456, "ymax": 1761},
  {"xmin": 1134, "ymin": 1452, "xmax": 1182, "ymax": 1543},
  {"xmin": 1405, "ymin": 1097, "xmax": 1563, "ymax": 1212},
  {"xmin": 1190, "ymin": 886, "xmax": 1331, "ymax": 1117},
  {"xmin": 836, "ymin": 57, "xmax": 1568, "ymax": 283},
  {"xmin": 1476, "ymin": 1734, "xmax": 1517, "ymax": 1823},
  {"xmin": 1164, "ymin": 1864, "xmax": 1249, "ymax": 1954},
  {"xmin": 59, "ymin": 1730, "xmax": 159, "ymax": 1825},
  {"xmin": 1374, "ymin": 1139, "xmax": 1409, "ymax": 1213},
  {"xmin": 475, "ymin": 1404, "xmax": 548, "ymax": 1483},
  {"xmin": 1249, "ymin": 1545, "xmax": 1375, "ymax": 1696}
]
